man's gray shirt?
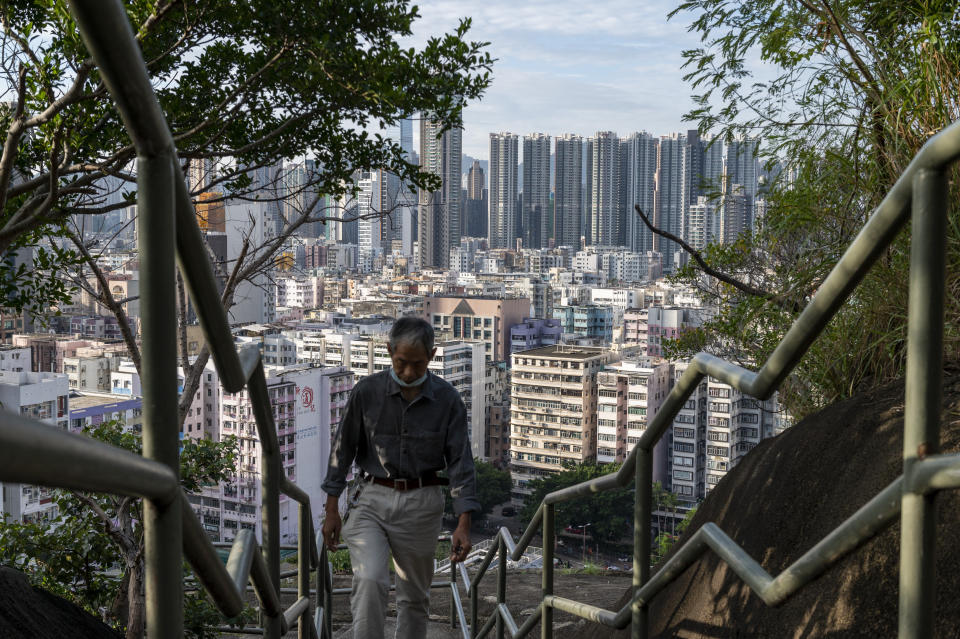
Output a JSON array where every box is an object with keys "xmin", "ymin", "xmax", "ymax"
[{"xmin": 322, "ymin": 370, "xmax": 480, "ymax": 516}]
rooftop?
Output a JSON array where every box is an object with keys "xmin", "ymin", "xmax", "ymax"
[{"xmin": 512, "ymin": 344, "xmax": 609, "ymax": 360}]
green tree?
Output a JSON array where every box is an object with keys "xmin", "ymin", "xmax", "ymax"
[
  {"xmin": 0, "ymin": 0, "xmax": 493, "ymax": 431},
  {"xmin": 443, "ymin": 459, "xmax": 511, "ymax": 519},
  {"xmin": 0, "ymin": 5, "xmax": 491, "ymax": 635},
  {"xmin": 0, "ymin": 421, "xmax": 241, "ymax": 638},
  {"xmin": 645, "ymin": 0, "xmax": 960, "ymax": 419},
  {"xmin": 520, "ymin": 463, "xmax": 634, "ymax": 545}
]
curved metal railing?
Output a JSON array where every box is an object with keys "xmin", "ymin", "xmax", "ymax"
[
  {"xmin": 2, "ymin": 2, "xmax": 959, "ymax": 638},
  {"xmin": 418, "ymin": 122, "xmax": 960, "ymax": 638},
  {"xmin": 0, "ymin": 2, "xmax": 324, "ymax": 637}
]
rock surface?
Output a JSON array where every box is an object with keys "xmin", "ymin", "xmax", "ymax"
[
  {"xmin": 0, "ymin": 567, "xmax": 120, "ymax": 639},
  {"xmin": 587, "ymin": 375, "xmax": 960, "ymax": 638}
]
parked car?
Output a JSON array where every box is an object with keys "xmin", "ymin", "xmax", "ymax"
[{"xmin": 501, "ymin": 506, "xmax": 516, "ymax": 517}]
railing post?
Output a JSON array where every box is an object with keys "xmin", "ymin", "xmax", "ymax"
[
  {"xmin": 471, "ymin": 568, "xmax": 479, "ymax": 638},
  {"xmin": 316, "ymin": 536, "xmax": 326, "ymax": 639},
  {"xmin": 497, "ymin": 538, "xmax": 507, "ymax": 639},
  {"xmin": 542, "ymin": 504, "xmax": 554, "ymax": 639},
  {"xmin": 633, "ymin": 447, "xmax": 652, "ymax": 639},
  {"xmin": 299, "ymin": 504, "xmax": 311, "ymax": 639},
  {"xmin": 325, "ymin": 557, "xmax": 334, "ymax": 639},
  {"xmin": 263, "ymin": 452, "xmax": 282, "ymax": 637},
  {"xmin": 450, "ymin": 553, "xmax": 458, "ymax": 629},
  {"xmin": 139, "ymin": 153, "xmax": 183, "ymax": 638},
  {"xmin": 898, "ymin": 167, "xmax": 947, "ymax": 638}
]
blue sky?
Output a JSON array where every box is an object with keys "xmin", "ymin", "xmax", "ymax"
[{"xmin": 409, "ymin": 0, "xmax": 709, "ymax": 158}]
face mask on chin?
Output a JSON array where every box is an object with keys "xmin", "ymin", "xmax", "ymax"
[{"xmin": 390, "ymin": 367, "xmax": 427, "ymax": 388}]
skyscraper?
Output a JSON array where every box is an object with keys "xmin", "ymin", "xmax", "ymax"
[
  {"xmin": 281, "ymin": 159, "xmax": 317, "ymax": 240},
  {"xmin": 725, "ymin": 137, "xmax": 759, "ymax": 202},
  {"xmin": 589, "ymin": 131, "xmax": 621, "ymax": 247},
  {"xmin": 522, "ymin": 133, "xmax": 551, "ymax": 249},
  {"xmin": 465, "ymin": 160, "xmax": 487, "ymax": 238},
  {"xmin": 356, "ymin": 170, "xmax": 382, "ymax": 252},
  {"xmin": 418, "ymin": 117, "xmax": 462, "ymax": 268},
  {"xmin": 657, "ymin": 133, "xmax": 685, "ymax": 273},
  {"xmin": 488, "ymin": 132, "xmax": 518, "ymax": 249},
  {"xmin": 554, "ymin": 134, "xmax": 584, "ymax": 249},
  {"xmin": 621, "ymin": 132, "xmax": 658, "ymax": 253}
]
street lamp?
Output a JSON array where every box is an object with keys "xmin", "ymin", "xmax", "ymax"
[{"xmin": 580, "ymin": 523, "xmax": 592, "ymax": 565}]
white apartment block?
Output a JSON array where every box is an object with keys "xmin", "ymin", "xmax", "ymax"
[
  {"xmin": 275, "ymin": 277, "xmax": 317, "ymax": 309},
  {"xmin": 237, "ymin": 334, "xmax": 298, "ymax": 367},
  {"xmin": 430, "ymin": 341, "xmax": 487, "ymax": 461},
  {"xmin": 509, "ymin": 345, "xmax": 615, "ymax": 502},
  {"xmin": 0, "ymin": 346, "xmax": 30, "ymax": 372},
  {"xmin": 0, "ymin": 371, "xmax": 70, "ymax": 523},
  {"xmin": 110, "ymin": 360, "xmax": 142, "ymax": 396},
  {"xmin": 63, "ymin": 347, "xmax": 122, "ymax": 392},
  {"xmin": 209, "ymin": 364, "xmax": 352, "ymax": 544},
  {"xmin": 668, "ymin": 362, "xmax": 784, "ymax": 502}
]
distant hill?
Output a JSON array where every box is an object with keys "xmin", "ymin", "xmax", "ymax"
[{"xmin": 586, "ymin": 373, "xmax": 960, "ymax": 638}]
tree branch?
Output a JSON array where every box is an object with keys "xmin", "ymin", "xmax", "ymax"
[
  {"xmin": 67, "ymin": 230, "xmax": 142, "ymax": 377},
  {"xmin": 634, "ymin": 205, "xmax": 774, "ymax": 300}
]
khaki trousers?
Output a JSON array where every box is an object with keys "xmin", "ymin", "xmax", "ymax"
[{"xmin": 342, "ymin": 481, "xmax": 444, "ymax": 639}]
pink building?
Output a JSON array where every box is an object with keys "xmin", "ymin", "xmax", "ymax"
[{"xmin": 423, "ymin": 296, "xmax": 530, "ymax": 363}]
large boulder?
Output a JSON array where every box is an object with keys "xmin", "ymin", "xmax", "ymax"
[
  {"xmin": 0, "ymin": 566, "xmax": 121, "ymax": 638},
  {"xmin": 584, "ymin": 375, "xmax": 960, "ymax": 638}
]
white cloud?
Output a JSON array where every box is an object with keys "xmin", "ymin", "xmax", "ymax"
[{"xmin": 407, "ymin": 0, "xmax": 740, "ymax": 157}]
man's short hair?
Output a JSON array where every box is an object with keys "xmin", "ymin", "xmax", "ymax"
[{"xmin": 388, "ymin": 316, "xmax": 435, "ymax": 354}]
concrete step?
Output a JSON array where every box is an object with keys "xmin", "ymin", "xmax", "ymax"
[{"xmin": 332, "ymin": 616, "xmax": 463, "ymax": 638}]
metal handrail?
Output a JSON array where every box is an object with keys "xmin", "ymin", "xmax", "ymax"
[
  {"xmin": 0, "ymin": 2, "xmax": 322, "ymax": 638},
  {"xmin": 427, "ymin": 124, "xmax": 960, "ymax": 638},
  {"xmin": 0, "ymin": 1, "xmax": 956, "ymax": 638}
]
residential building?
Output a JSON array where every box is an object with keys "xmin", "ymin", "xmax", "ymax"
[
  {"xmin": 554, "ymin": 134, "xmax": 584, "ymax": 249},
  {"xmin": 509, "ymin": 318, "xmax": 563, "ymax": 354},
  {"xmin": 488, "ymin": 132, "xmax": 519, "ymax": 250},
  {"xmin": 62, "ymin": 346, "xmax": 122, "ymax": 392},
  {"xmin": 419, "ymin": 117, "xmax": 462, "ymax": 268},
  {"xmin": 68, "ymin": 392, "xmax": 144, "ymax": 434},
  {"xmin": 622, "ymin": 132, "xmax": 658, "ymax": 253},
  {"xmin": 657, "ymin": 133, "xmax": 686, "ymax": 274},
  {"xmin": 589, "ymin": 131, "xmax": 622, "ymax": 247},
  {"xmin": 465, "ymin": 160, "xmax": 488, "ymax": 239},
  {"xmin": 522, "ymin": 133, "xmax": 551, "ymax": 249},
  {"xmin": 595, "ymin": 359, "xmax": 672, "ymax": 484},
  {"xmin": 509, "ymin": 345, "xmax": 615, "ymax": 501},
  {"xmin": 484, "ymin": 361, "xmax": 511, "ymax": 467},
  {"xmin": 423, "ymin": 295, "xmax": 531, "ymax": 363},
  {"xmin": 645, "ymin": 306, "xmax": 701, "ymax": 358},
  {"xmin": 668, "ymin": 362, "xmax": 784, "ymax": 502},
  {"xmin": 0, "ymin": 371, "xmax": 70, "ymax": 523},
  {"xmin": 430, "ymin": 341, "xmax": 487, "ymax": 460},
  {"xmin": 0, "ymin": 346, "xmax": 30, "ymax": 372},
  {"xmin": 552, "ymin": 304, "xmax": 614, "ymax": 342}
]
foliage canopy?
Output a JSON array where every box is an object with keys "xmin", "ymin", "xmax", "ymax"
[{"xmin": 665, "ymin": 0, "xmax": 960, "ymax": 417}]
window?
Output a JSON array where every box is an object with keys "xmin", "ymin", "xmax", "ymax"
[
  {"xmin": 674, "ymin": 442, "xmax": 695, "ymax": 453},
  {"xmin": 707, "ymin": 431, "xmax": 729, "ymax": 442},
  {"xmin": 706, "ymin": 445, "xmax": 728, "ymax": 457},
  {"xmin": 674, "ymin": 427, "xmax": 695, "ymax": 439},
  {"xmin": 673, "ymin": 470, "xmax": 693, "ymax": 481}
]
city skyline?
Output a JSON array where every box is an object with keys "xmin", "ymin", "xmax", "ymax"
[{"xmin": 408, "ymin": 0, "xmax": 716, "ymax": 158}]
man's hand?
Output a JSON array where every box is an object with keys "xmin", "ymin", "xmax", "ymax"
[
  {"xmin": 322, "ymin": 510, "xmax": 342, "ymax": 549},
  {"xmin": 449, "ymin": 512, "xmax": 472, "ymax": 563},
  {"xmin": 322, "ymin": 498, "xmax": 342, "ymax": 550}
]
